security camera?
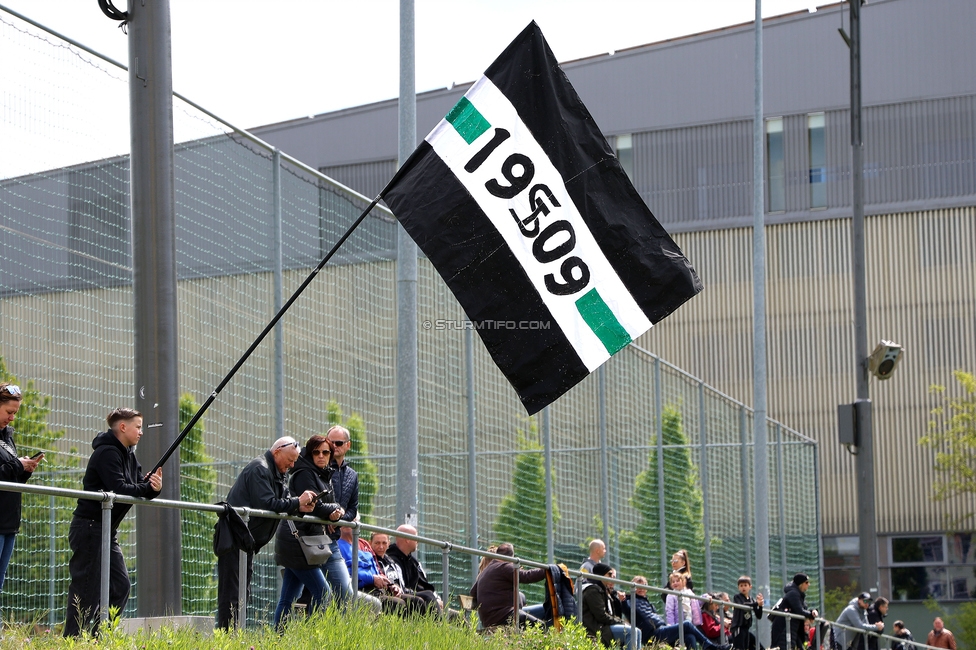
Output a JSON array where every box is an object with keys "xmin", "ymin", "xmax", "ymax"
[{"xmin": 868, "ymin": 340, "xmax": 903, "ymax": 380}]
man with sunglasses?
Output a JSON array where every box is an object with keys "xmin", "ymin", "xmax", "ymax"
[
  {"xmin": 327, "ymin": 425, "xmax": 359, "ymax": 526},
  {"xmin": 216, "ymin": 436, "xmax": 318, "ymax": 630}
]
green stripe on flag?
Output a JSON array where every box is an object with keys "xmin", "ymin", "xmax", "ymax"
[
  {"xmin": 445, "ymin": 97, "xmax": 491, "ymax": 144},
  {"xmin": 576, "ymin": 288, "xmax": 632, "ymax": 356}
]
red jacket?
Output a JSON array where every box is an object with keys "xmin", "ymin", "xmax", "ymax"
[{"xmin": 699, "ymin": 610, "xmax": 729, "ymax": 640}]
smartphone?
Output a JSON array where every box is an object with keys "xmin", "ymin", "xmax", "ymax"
[
  {"xmin": 30, "ymin": 451, "xmax": 43, "ymax": 459},
  {"xmin": 309, "ymin": 489, "xmax": 330, "ymax": 503}
]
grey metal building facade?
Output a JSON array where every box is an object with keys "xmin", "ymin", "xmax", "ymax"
[{"xmin": 253, "ymin": 0, "xmax": 976, "ymax": 611}]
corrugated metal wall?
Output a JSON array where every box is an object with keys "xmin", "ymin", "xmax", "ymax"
[
  {"xmin": 627, "ymin": 95, "xmax": 976, "ymax": 229},
  {"xmin": 320, "ymin": 159, "xmax": 398, "ymax": 203},
  {"xmin": 641, "ymin": 207, "xmax": 976, "ymax": 536}
]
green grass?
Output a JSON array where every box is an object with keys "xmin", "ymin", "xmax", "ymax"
[{"xmin": 0, "ymin": 606, "xmax": 615, "ymax": 650}]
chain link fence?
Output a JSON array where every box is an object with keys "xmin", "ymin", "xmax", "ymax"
[{"xmin": 0, "ymin": 8, "xmax": 820, "ymax": 626}]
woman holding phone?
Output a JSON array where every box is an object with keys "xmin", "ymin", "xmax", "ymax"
[
  {"xmin": 0, "ymin": 382, "xmax": 43, "ymax": 592},
  {"xmin": 272, "ymin": 435, "xmax": 344, "ymax": 629}
]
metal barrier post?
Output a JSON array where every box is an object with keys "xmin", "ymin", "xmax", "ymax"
[
  {"xmin": 629, "ymin": 584, "xmax": 638, "ymax": 650},
  {"xmin": 441, "ymin": 543, "xmax": 451, "ymax": 620},
  {"xmin": 785, "ymin": 610, "xmax": 791, "ymax": 650},
  {"xmin": 351, "ymin": 524, "xmax": 360, "ymax": 603},
  {"xmin": 48, "ymin": 494, "xmax": 56, "ymax": 628},
  {"xmin": 677, "ymin": 592, "xmax": 685, "ymax": 647},
  {"xmin": 575, "ymin": 573, "xmax": 583, "ymax": 616},
  {"xmin": 719, "ymin": 598, "xmax": 727, "ymax": 645},
  {"xmin": 100, "ymin": 493, "xmax": 114, "ymax": 625},
  {"xmin": 512, "ymin": 556, "xmax": 521, "ymax": 632},
  {"xmin": 237, "ymin": 510, "xmax": 249, "ymax": 629}
]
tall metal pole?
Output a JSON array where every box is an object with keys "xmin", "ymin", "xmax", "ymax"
[
  {"xmin": 129, "ymin": 0, "xmax": 181, "ymax": 615},
  {"xmin": 655, "ymin": 358, "xmax": 667, "ymax": 577},
  {"xmin": 699, "ymin": 382, "xmax": 713, "ymax": 593},
  {"xmin": 465, "ymin": 328, "xmax": 479, "ymax": 579},
  {"xmin": 752, "ymin": 2, "xmax": 771, "ymax": 645},
  {"xmin": 395, "ymin": 0, "xmax": 419, "ymax": 528},
  {"xmin": 273, "ymin": 149, "xmax": 284, "ymax": 438},
  {"xmin": 849, "ymin": 0, "xmax": 878, "ymax": 596},
  {"xmin": 543, "ymin": 406, "xmax": 554, "ymax": 563},
  {"xmin": 598, "ymin": 366, "xmax": 610, "ymax": 561}
]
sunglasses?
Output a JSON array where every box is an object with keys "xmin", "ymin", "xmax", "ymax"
[
  {"xmin": 273, "ymin": 440, "xmax": 299, "ymax": 452},
  {"xmin": 311, "ymin": 449, "xmax": 331, "ymax": 457},
  {"xmin": 2, "ymin": 385, "xmax": 22, "ymax": 398},
  {"xmin": 332, "ymin": 440, "xmax": 349, "ymax": 447}
]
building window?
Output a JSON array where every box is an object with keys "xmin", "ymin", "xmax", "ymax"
[
  {"xmin": 808, "ymin": 113, "xmax": 826, "ymax": 209},
  {"xmin": 766, "ymin": 118, "xmax": 785, "ymax": 212},
  {"xmin": 889, "ymin": 534, "xmax": 976, "ymax": 601},
  {"xmin": 823, "ymin": 536, "xmax": 860, "ymax": 593},
  {"xmin": 616, "ymin": 134, "xmax": 634, "ymax": 181}
]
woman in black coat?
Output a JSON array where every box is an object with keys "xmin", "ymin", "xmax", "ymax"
[{"xmin": 272, "ymin": 435, "xmax": 344, "ymax": 630}]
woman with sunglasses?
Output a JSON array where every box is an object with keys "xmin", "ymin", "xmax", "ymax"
[
  {"xmin": 273, "ymin": 435, "xmax": 345, "ymax": 629},
  {"xmin": 0, "ymin": 382, "xmax": 43, "ymax": 593}
]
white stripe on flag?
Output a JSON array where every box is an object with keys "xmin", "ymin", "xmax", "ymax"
[{"xmin": 426, "ymin": 77, "xmax": 651, "ymax": 371}]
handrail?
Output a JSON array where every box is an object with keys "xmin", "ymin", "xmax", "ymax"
[{"xmin": 0, "ymin": 480, "xmax": 938, "ymax": 648}]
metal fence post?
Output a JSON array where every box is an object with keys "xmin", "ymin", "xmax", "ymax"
[
  {"xmin": 100, "ymin": 493, "xmax": 114, "ymax": 625},
  {"xmin": 739, "ymin": 404, "xmax": 752, "ymax": 577},
  {"xmin": 465, "ymin": 327, "xmax": 479, "ymax": 580},
  {"xmin": 598, "ymin": 366, "xmax": 610, "ymax": 561},
  {"xmin": 543, "ymin": 406, "xmax": 554, "ymax": 564},
  {"xmin": 655, "ymin": 358, "xmax": 666, "ymax": 576},
  {"xmin": 272, "ymin": 148, "xmax": 284, "ymax": 438},
  {"xmin": 776, "ymin": 424, "xmax": 787, "ymax": 583},
  {"xmin": 699, "ymin": 380, "xmax": 712, "ymax": 592}
]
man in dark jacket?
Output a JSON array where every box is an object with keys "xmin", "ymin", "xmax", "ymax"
[
  {"xmin": 63, "ymin": 408, "xmax": 162, "ymax": 637},
  {"xmin": 470, "ymin": 542, "xmax": 547, "ymax": 630},
  {"xmin": 386, "ymin": 523, "xmax": 443, "ymax": 614},
  {"xmin": 327, "ymin": 425, "xmax": 359, "ymax": 523},
  {"xmin": 770, "ymin": 573, "xmax": 818, "ymax": 650},
  {"xmin": 216, "ymin": 437, "xmax": 316, "ymax": 630},
  {"xmin": 866, "ymin": 597, "xmax": 888, "ymax": 650}
]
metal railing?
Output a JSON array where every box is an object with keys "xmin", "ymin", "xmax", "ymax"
[{"xmin": 0, "ymin": 481, "xmax": 939, "ymax": 649}]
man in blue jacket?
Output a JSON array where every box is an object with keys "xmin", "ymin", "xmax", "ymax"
[{"xmin": 63, "ymin": 408, "xmax": 162, "ymax": 637}]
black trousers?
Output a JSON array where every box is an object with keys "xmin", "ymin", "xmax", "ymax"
[
  {"xmin": 216, "ymin": 549, "xmax": 255, "ymax": 630},
  {"xmin": 63, "ymin": 517, "xmax": 130, "ymax": 637}
]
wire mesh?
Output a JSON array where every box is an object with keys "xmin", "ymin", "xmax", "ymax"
[{"xmin": 0, "ymin": 8, "xmax": 820, "ymax": 626}]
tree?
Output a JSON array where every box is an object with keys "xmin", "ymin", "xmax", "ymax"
[
  {"xmin": 920, "ymin": 370, "xmax": 976, "ymax": 525},
  {"xmin": 494, "ymin": 420, "xmax": 559, "ymax": 603},
  {"xmin": 326, "ymin": 401, "xmax": 378, "ymax": 523},
  {"xmin": 178, "ymin": 392, "xmax": 216, "ymax": 615},
  {"xmin": 0, "ymin": 355, "xmax": 78, "ymax": 623},
  {"xmin": 618, "ymin": 405, "xmax": 705, "ymax": 583}
]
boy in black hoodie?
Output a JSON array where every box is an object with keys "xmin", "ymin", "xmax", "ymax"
[{"xmin": 63, "ymin": 408, "xmax": 162, "ymax": 637}]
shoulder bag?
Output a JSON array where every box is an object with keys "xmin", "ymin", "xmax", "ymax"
[{"xmin": 286, "ymin": 519, "xmax": 332, "ymax": 565}]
